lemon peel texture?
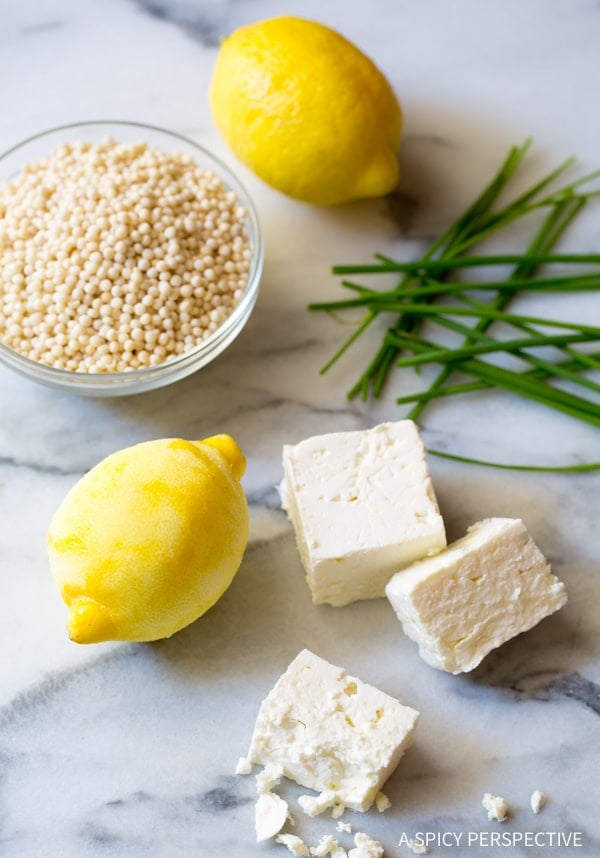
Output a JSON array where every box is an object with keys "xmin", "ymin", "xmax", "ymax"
[
  {"xmin": 210, "ymin": 16, "xmax": 402, "ymax": 205},
  {"xmin": 47, "ymin": 436, "xmax": 249, "ymax": 644}
]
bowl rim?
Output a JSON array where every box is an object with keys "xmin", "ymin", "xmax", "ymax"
[{"xmin": 0, "ymin": 120, "xmax": 264, "ymax": 393}]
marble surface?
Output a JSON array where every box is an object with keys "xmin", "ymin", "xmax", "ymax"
[{"xmin": 1, "ymin": 1, "xmax": 599, "ymax": 856}]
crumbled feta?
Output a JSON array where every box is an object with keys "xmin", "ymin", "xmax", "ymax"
[
  {"xmin": 374, "ymin": 792, "xmax": 391, "ymax": 813},
  {"xmin": 247, "ymin": 649, "xmax": 419, "ymax": 811},
  {"xmin": 482, "ymin": 792, "xmax": 509, "ymax": 822},
  {"xmin": 256, "ymin": 763, "xmax": 284, "ymax": 794},
  {"xmin": 332, "ymin": 800, "xmax": 346, "ymax": 820},
  {"xmin": 281, "ymin": 421, "xmax": 446, "ymax": 606},
  {"xmin": 408, "ymin": 837, "xmax": 429, "ymax": 854},
  {"xmin": 348, "ymin": 831, "xmax": 384, "ymax": 858},
  {"xmin": 530, "ymin": 789, "xmax": 547, "ymax": 813},
  {"xmin": 255, "ymin": 792, "xmax": 289, "ymax": 842},
  {"xmin": 277, "ymin": 834, "xmax": 310, "ymax": 856},
  {"xmin": 386, "ymin": 518, "xmax": 567, "ymax": 673},
  {"xmin": 337, "ymin": 821, "xmax": 352, "ymax": 834},
  {"xmin": 310, "ymin": 835, "xmax": 348, "ymax": 857},
  {"xmin": 235, "ymin": 756, "xmax": 253, "ymax": 775},
  {"xmin": 299, "ymin": 790, "xmax": 338, "ymax": 817}
]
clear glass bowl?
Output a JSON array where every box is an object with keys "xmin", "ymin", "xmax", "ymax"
[{"xmin": 0, "ymin": 121, "xmax": 263, "ymax": 396}]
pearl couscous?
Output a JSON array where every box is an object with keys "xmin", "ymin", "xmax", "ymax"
[{"xmin": 0, "ymin": 138, "xmax": 251, "ymax": 373}]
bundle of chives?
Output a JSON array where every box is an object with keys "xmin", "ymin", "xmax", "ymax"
[{"xmin": 309, "ymin": 142, "xmax": 600, "ymax": 470}]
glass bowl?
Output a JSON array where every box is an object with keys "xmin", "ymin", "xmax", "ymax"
[{"xmin": 0, "ymin": 121, "xmax": 263, "ymax": 396}]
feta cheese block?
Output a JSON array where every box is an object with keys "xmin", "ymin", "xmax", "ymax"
[
  {"xmin": 385, "ymin": 517, "xmax": 567, "ymax": 674},
  {"xmin": 246, "ymin": 649, "xmax": 419, "ymax": 812},
  {"xmin": 280, "ymin": 421, "xmax": 446, "ymax": 606}
]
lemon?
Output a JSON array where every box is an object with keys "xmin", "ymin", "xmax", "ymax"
[
  {"xmin": 47, "ymin": 435, "xmax": 249, "ymax": 644},
  {"xmin": 210, "ymin": 16, "xmax": 402, "ymax": 205}
]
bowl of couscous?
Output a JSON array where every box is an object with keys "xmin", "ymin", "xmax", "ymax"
[{"xmin": 0, "ymin": 121, "xmax": 263, "ymax": 396}]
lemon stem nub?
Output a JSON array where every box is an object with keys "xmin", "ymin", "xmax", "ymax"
[
  {"xmin": 196, "ymin": 434, "xmax": 246, "ymax": 481},
  {"xmin": 67, "ymin": 597, "xmax": 115, "ymax": 644}
]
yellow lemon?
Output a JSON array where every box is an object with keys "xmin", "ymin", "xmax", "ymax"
[
  {"xmin": 210, "ymin": 16, "xmax": 402, "ymax": 205},
  {"xmin": 47, "ymin": 435, "xmax": 248, "ymax": 644}
]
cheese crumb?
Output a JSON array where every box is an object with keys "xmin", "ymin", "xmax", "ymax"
[
  {"xmin": 310, "ymin": 835, "xmax": 348, "ymax": 857},
  {"xmin": 299, "ymin": 790, "xmax": 338, "ymax": 817},
  {"xmin": 530, "ymin": 789, "xmax": 547, "ymax": 813},
  {"xmin": 256, "ymin": 763, "xmax": 284, "ymax": 794},
  {"xmin": 337, "ymin": 821, "xmax": 352, "ymax": 834},
  {"xmin": 374, "ymin": 792, "xmax": 391, "ymax": 813},
  {"xmin": 482, "ymin": 792, "xmax": 509, "ymax": 822},
  {"xmin": 408, "ymin": 838, "xmax": 429, "ymax": 854},
  {"xmin": 277, "ymin": 834, "xmax": 310, "ymax": 856},
  {"xmin": 255, "ymin": 792, "xmax": 289, "ymax": 842},
  {"xmin": 348, "ymin": 832, "xmax": 384, "ymax": 858},
  {"xmin": 235, "ymin": 756, "xmax": 253, "ymax": 775},
  {"xmin": 332, "ymin": 800, "xmax": 346, "ymax": 819}
]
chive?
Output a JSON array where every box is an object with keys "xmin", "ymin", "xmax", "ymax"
[
  {"xmin": 392, "ymin": 332, "xmax": 599, "ymax": 373},
  {"xmin": 370, "ymin": 301, "xmax": 600, "ymax": 337},
  {"xmin": 319, "ymin": 310, "xmax": 376, "ymax": 375},
  {"xmin": 426, "ymin": 449, "xmax": 600, "ymax": 472},
  {"xmin": 387, "ymin": 325, "xmax": 600, "ymax": 424},
  {"xmin": 427, "ymin": 356, "xmax": 600, "ymax": 424},
  {"xmin": 451, "ymin": 291, "xmax": 600, "ymax": 376},
  {"xmin": 339, "ymin": 168, "xmax": 595, "ymax": 401},
  {"xmin": 309, "ymin": 272, "xmax": 600, "ymax": 311},
  {"xmin": 421, "ymin": 313, "xmax": 600, "ymax": 396},
  {"xmin": 447, "ymin": 165, "xmax": 600, "ymax": 255},
  {"xmin": 395, "ymin": 351, "xmax": 600, "ymax": 406},
  {"xmin": 561, "ymin": 348, "xmax": 600, "ymax": 372},
  {"xmin": 407, "ymin": 197, "xmax": 588, "ymax": 421},
  {"xmin": 395, "ymin": 381, "xmax": 489, "ymax": 405},
  {"xmin": 332, "ymin": 252, "xmax": 600, "ymax": 276},
  {"xmin": 353, "ymin": 148, "xmax": 528, "ymax": 399}
]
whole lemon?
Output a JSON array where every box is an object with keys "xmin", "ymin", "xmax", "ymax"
[
  {"xmin": 210, "ymin": 16, "xmax": 402, "ymax": 205},
  {"xmin": 47, "ymin": 435, "xmax": 248, "ymax": 644}
]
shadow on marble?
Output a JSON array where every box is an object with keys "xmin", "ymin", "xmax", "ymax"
[{"xmin": 148, "ymin": 528, "xmax": 398, "ymax": 685}]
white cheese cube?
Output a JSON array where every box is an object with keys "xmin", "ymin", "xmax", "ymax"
[
  {"xmin": 281, "ymin": 421, "xmax": 446, "ymax": 606},
  {"xmin": 385, "ymin": 517, "xmax": 567, "ymax": 674},
  {"xmin": 247, "ymin": 649, "xmax": 419, "ymax": 812}
]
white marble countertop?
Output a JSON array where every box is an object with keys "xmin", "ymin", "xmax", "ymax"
[{"xmin": 1, "ymin": 1, "xmax": 599, "ymax": 856}]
